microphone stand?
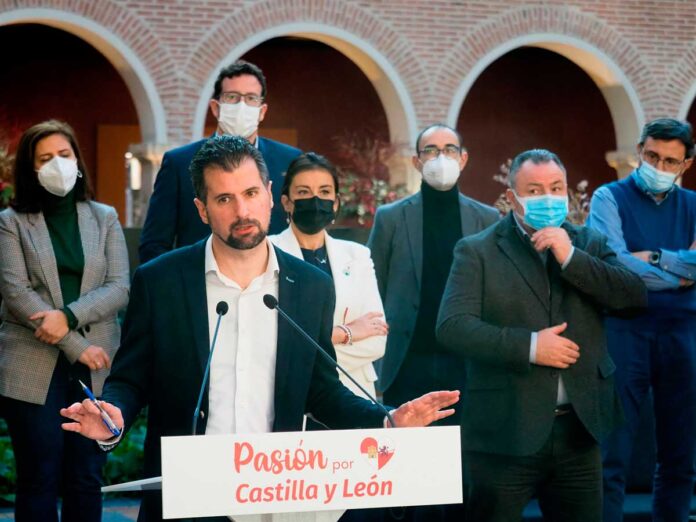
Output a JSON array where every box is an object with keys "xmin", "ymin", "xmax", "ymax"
[
  {"xmin": 264, "ymin": 295, "xmax": 395, "ymax": 427},
  {"xmin": 192, "ymin": 302, "xmax": 228, "ymax": 435}
]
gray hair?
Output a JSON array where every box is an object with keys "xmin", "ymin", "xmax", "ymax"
[{"xmin": 508, "ymin": 149, "xmax": 566, "ymax": 189}]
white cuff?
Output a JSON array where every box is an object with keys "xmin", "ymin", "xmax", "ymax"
[{"xmin": 96, "ymin": 429, "xmax": 124, "ymax": 451}]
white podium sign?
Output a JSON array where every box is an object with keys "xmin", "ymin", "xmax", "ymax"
[{"xmin": 161, "ymin": 426, "xmax": 461, "ymax": 519}]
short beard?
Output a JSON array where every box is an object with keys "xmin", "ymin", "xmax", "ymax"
[{"xmin": 222, "ymin": 218, "xmax": 267, "ymax": 250}]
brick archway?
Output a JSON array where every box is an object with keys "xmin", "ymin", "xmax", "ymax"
[
  {"xmin": 185, "ymin": 0, "xmax": 422, "ymax": 150},
  {"xmin": 675, "ymin": 44, "xmax": 696, "ymax": 121},
  {"xmin": 0, "ymin": 4, "xmax": 170, "ymax": 143},
  {"xmin": 442, "ymin": 5, "xmax": 652, "ymax": 175}
]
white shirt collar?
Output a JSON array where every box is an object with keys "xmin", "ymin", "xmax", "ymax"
[{"xmin": 204, "ymin": 236, "xmax": 279, "ymax": 288}]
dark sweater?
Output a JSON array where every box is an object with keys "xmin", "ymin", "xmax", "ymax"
[
  {"xmin": 607, "ymin": 175, "xmax": 696, "ymax": 315},
  {"xmin": 42, "ymin": 190, "xmax": 84, "ymax": 328},
  {"xmin": 410, "ymin": 182, "xmax": 462, "ymax": 354}
]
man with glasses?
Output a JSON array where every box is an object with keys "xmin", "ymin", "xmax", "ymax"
[
  {"xmin": 368, "ymin": 123, "xmax": 498, "ymax": 521},
  {"xmin": 587, "ymin": 118, "xmax": 696, "ymax": 522},
  {"xmin": 139, "ymin": 60, "xmax": 301, "ymax": 263}
]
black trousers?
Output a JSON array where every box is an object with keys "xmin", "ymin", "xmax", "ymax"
[
  {"xmin": 378, "ymin": 350, "xmax": 467, "ymax": 522},
  {"xmin": 465, "ymin": 409, "xmax": 601, "ymax": 522},
  {"xmin": 2, "ymin": 354, "xmax": 106, "ymax": 522}
]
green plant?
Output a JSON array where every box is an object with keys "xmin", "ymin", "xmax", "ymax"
[
  {"xmin": 0, "ymin": 144, "xmax": 14, "ymax": 209},
  {"xmin": 0, "ymin": 412, "xmax": 147, "ymax": 505},
  {"xmin": 0, "ymin": 418, "xmax": 16, "ymax": 505},
  {"xmin": 337, "ymin": 171, "xmax": 408, "ymax": 226},
  {"xmin": 332, "ymin": 132, "xmax": 408, "ymax": 227},
  {"xmin": 103, "ymin": 411, "xmax": 147, "ymax": 490}
]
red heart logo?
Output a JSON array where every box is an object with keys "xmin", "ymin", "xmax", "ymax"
[{"xmin": 360, "ymin": 437, "xmax": 395, "ymax": 470}]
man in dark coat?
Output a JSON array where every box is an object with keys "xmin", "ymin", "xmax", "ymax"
[
  {"xmin": 139, "ymin": 60, "xmax": 301, "ymax": 263},
  {"xmin": 62, "ymin": 135, "xmax": 459, "ymax": 522},
  {"xmin": 437, "ymin": 148, "xmax": 647, "ymax": 521}
]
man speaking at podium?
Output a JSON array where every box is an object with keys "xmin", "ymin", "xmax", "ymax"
[{"xmin": 60, "ymin": 135, "xmax": 459, "ymax": 522}]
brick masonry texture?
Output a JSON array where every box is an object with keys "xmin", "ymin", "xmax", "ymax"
[{"xmin": 4, "ymin": 0, "xmax": 696, "ymax": 144}]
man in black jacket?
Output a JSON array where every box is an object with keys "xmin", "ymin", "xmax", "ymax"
[
  {"xmin": 437, "ymin": 149, "xmax": 647, "ymax": 521},
  {"xmin": 62, "ymin": 136, "xmax": 459, "ymax": 522}
]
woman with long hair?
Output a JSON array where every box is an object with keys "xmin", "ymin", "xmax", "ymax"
[{"xmin": 0, "ymin": 120, "xmax": 129, "ymax": 521}]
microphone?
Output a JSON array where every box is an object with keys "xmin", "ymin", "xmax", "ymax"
[
  {"xmin": 192, "ymin": 301, "xmax": 229, "ymax": 435},
  {"xmin": 262, "ymin": 294, "xmax": 395, "ymax": 427}
]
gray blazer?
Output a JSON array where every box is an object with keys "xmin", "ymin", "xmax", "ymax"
[
  {"xmin": 367, "ymin": 190, "xmax": 499, "ymax": 392},
  {"xmin": 0, "ymin": 201, "xmax": 130, "ymax": 404}
]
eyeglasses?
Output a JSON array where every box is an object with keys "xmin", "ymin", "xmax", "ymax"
[
  {"xmin": 219, "ymin": 91, "xmax": 264, "ymax": 107},
  {"xmin": 641, "ymin": 149, "xmax": 686, "ymax": 174},
  {"xmin": 418, "ymin": 144, "xmax": 461, "ymax": 160}
]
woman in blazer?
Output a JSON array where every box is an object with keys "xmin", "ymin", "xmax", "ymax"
[
  {"xmin": 0, "ymin": 120, "xmax": 130, "ymax": 521},
  {"xmin": 270, "ymin": 153, "xmax": 387, "ymax": 399}
]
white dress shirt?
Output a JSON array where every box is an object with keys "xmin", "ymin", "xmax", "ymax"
[
  {"xmin": 205, "ymin": 237, "xmax": 279, "ymax": 435},
  {"xmin": 102, "ymin": 238, "xmax": 346, "ymax": 522}
]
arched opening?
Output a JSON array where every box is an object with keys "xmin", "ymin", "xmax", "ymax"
[
  {"xmin": 0, "ymin": 23, "xmax": 141, "ymax": 219},
  {"xmin": 0, "ymin": 8, "xmax": 167, "ymax": 225},
  {"xmin": 203, "ymin": 36, "xmax": 391, "ymax": 173},
  {"xmin": 193, "ymin": 24, "xmax": 417, "ymax": 188},
  {"xmin": 682, "ymin": 96, "xmax": 696, "ymax": 191},
  {"xmin": 455, "ymin": 47, "xmax": 618, "ymax": 207}
]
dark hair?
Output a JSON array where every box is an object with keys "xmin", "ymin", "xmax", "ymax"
[
  {"xmin": 508, "ymin": 149, "xmax": 566, "ymax": 189},
  {"xmin": 281, "ymin": 152, "xmax": 340, "ymax": 197},
  {"xmin": 639, "ymin": 118, "xmax": 695, "ymax": 159},
  {"xmin": 212, "ymin": 60, "xmax": 267, "ymax": 100},
  {"xmin": 11, "ymin": 120, "xmax": 92, "ymax": 213},
  {"xmin": 189, "ymin": 135, "xmax": 269, "ymax": 201},
  {"xmin": 415, "ymin": 123, "xmax": 463, "ymax": 153}
]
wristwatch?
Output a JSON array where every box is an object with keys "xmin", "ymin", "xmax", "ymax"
[{"xmin": 649, "ymin": 250, "xmax": 662, "ymax": 266}]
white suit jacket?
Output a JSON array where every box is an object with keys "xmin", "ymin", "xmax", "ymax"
[{"xmin": 270, "ymin": 227, "xmax": 386, "ymax": 398}]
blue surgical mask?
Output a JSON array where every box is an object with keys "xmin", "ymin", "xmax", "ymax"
[
  {"xmin": 513, "ymin": 192, "xmax": 569, "ymax": 230},
  {"xmin": 635, "ymin": 161, "xmax": 678, "ymax": 194}
]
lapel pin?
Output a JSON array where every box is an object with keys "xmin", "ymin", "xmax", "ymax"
[{"xmin": 285, "ymin": 276, "xmax": 295, "ymax": 283}]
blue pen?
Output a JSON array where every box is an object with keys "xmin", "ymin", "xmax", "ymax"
[{"xmin": 78, "ymin": 380, "xmax": 121, "ymax": 437}]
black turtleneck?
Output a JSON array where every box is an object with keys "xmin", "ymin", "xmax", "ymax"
[
  {"xmin": 42, "ymin": 190, "xmax": 84, "ymax": 328},
  {"xmin": 409, "ymin": 181, "xmax": 462, "ymax": 354}
]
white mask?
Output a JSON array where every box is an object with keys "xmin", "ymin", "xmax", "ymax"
[
  {"xmin": 37, "ymin": 156, "xmax": 81, "ymax": 197},
  {"xmin": 218, "ymin": 102, "xmax": 261, "ymax": 139},
  {"xmin": 422, "ymin": 155, "xmax": 461, "ymax": 191}
]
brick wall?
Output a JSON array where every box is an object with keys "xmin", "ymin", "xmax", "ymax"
[{"xmin": 2, "ymin": 0, "xmax": 695, "ymax": 147}]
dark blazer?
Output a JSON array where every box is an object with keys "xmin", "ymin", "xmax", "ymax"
[
  {"xmin": 138, "ymin": 136, "xmax": 301, "ymax": 263},
  {"xmin": 367, "ymin": 190, "xmax": 499, "ymax": 392},
  {"xmin": 436, "ymin": 214, "xmax": 647, "ymax": 457},
  {"xmin": 102, "ymin": 240, "xmax": 385, "ymax": 522}
]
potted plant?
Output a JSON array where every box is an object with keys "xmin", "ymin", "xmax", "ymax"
[
  {"xmin": 330, "ymin": 132, "xmax": 408, "ymax": 243},
  {"xmin": 0, "ymin": 144, "xmax": 14, "ymax": 209}
]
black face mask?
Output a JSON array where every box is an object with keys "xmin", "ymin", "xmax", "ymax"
[{"xmin": 291, "ymin": 196, "xmax": 336, "ymax": 235}]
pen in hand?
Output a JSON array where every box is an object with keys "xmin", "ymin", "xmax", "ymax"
[{"xmin": 78, "ymin": 380, "xmax": 121, "ymax": 437}]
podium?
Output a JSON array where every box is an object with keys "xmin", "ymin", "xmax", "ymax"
[{"xmin": 103, "ymin": 426, "xmax": 462, "ymax": 520}]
